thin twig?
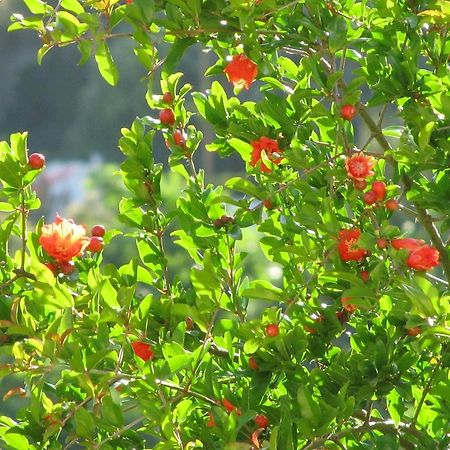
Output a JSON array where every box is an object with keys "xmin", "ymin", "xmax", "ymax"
[
  {"xmin": 93, "ymin": 415, "xmax": 146, "ymax": 449},
  {"xmin": 0, "ymin": 275, "xmax": 19, "ymax": 292},
  {"xmin": 301, "ymin": 420, "xmax": 427, "ymax": 450}
]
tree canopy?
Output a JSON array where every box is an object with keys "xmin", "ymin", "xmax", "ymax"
[{"xmin": 1, "ymin": 1, "xmax": 449, "ymax": 449}]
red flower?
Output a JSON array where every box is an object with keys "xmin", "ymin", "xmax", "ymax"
[
  {"xmin": 337, "ymin": 229, "xmax": 367, "ymax": 262},
  {"xmin": 131, "ymin": 341, "xmax": 154, "ymax": 361},
  {"xmin": 391, "ymin": 238, "xmax": 425, "ymax": 252},
  {"xmin": 224, "ymin": 54, "xmax": 258, "ymax": 89},
  {"xmin": 39, "ymin": 214, "xmax": 89, "ymax": 263},
  {"xmin": 407, "ymin": 246, "xmax": 440, "ymax": 271},
  {"xmin": 250, "ymin": 137, "xmax": 283, "ymax": 173},
  {"xmin": 345, "ymin": 153, "xmax": 375, "ymax": 180},
  {"xmin": 341, "ymin": 297, "xmax": 357, "ymax": 313},
  {"xmin": 392, "ymin": 238, "xmax": 439, "ymax": 271}
]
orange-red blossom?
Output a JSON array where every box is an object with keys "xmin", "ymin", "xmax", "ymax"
[
  {"xmin": 337, "ymin": 229, "xmax": 368, "ymax": 262},
  {"xmin": 250, "ymin": 137, "xmax": 283, "ymax": 173},
  {"xmin": 392, "ymin": 238, "xmax": 439, "ymax": 271},
  {"xmin": 224, "ymin": 54, "xmax": 258, "ymax": 89},
  {"xmin": 39, "ymin": 214, "xmax": 89, "ymax": 263},
  {"xmin": 345, "ymin": 152, "xmax": 375, "ymax": 180}
]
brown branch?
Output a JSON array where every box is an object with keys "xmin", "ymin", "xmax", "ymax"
[
  {"xmin": 301, "ymin": 419, "xmax": 431, "ymax": 450},
  {"xmin": 87, "ymin": 368, "xmax": 218, "ymax": 406},
  {"xmin": 0, "ymin": 275, "xmax": 19, "ymax": 292}
]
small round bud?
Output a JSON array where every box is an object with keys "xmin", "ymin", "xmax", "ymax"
[
  {"xmin": 162, "ymin": 92, "xmax": 174, "ymax": 104},
  {"xmin": 87, "ymin": 236, "xmax": 104, "ymax": 253},
  {"xmin": 159, "ymin": 109, "xmax": 175, "ymax": 126},
  {"xmin": 363, "ymin": 190, "xmax": 378, "ymax": 205},
  {"xmin": 28, "ymin": 153, "xmax": 45, "ymax": 170},
  {"xmin": 91, "ymin": 225, "xmax": 105, "ymax": 237}
]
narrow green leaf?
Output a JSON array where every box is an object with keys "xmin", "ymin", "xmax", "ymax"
[{"xmin": 95, "ymin": 41, "xmax": 119, "ymax": 86}]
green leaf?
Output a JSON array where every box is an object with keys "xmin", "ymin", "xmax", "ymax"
[
  {"xmin": 243, "ymin": 338, "xmax": 259, "ymax": 354},
  {"xmin": 100, "ymin": 279, "xmax": 120, "ymax": 309},
  {"xmin": 402, "ymin": 276, "xmax": 437, "ymax": 317},
  {"xmin": 241, "ymin": 280, "xmax": 283, "ymax": 302},
  {"xmin": 191, "ymin": 250, "xmax": 221, "ymax": 292},
  {"xmin": 277, "ymin": 56, "xmax": 298, "ymax": 77},
  {"xmin": 24, "ymin": 0, "xmax": 46, "ymax": 14},
  {"xmin": 1, "ymin": 431, "xmax": 30, "ymax": 450},
  {"xmin": 10, "ymin": 132, "xmax": 28, "ymax": 164},
  {"xmin": 101, "ymin": 396, "xmax": 124, "ymax": 427},
  {"xmin": 78, "ymin": 40, "xmax": 92, "ymax": 65},
  {"xmin": 167, "ymin": 354, "xmax": 192, "ymax": 373},
  {"xmin": 225, "ymin": 177, "xmax": 261, "ymax": 198},
  {"xmin": 387, "ymin": 389, "xmax": 402, "ymax": 425},
  {"xmin": 297, "ymin": 385, "xmax": 320, "ymax": 427},
  {"xmin": 328, "ymin": 16, "xmax": 348, "ymax": 53},
  {"xmin": 0, "ymin": 153, "xmax": 22, "ymax": 187},
  {"xmin": 278, "ymin": 396, "xmax": 294, "ymax": 450},
  {"xmin": 0, "ymin": 203, "xmax": 14, "ymax": 212},
  {"xmin": 61, "ymin": 0, "xmax": 84, "ymax": 14},
  {"xmin": 319, "ymin": 271, "xmax": 365, "ymax": 287},
  {"xmin": 95, "ymin": 41, "xmax": 119, "ymax": 86},
  {"xmin": 74, "ymin": 408, "xmax": 95, "ymax": 438},
  {"xmin": 228, "ymin": 138, "xmax": 253, "ymax": 162},
  {"xmin": 358, "ymin": 232, "xmax": 376, "ymax": 250},
  {"xmin": 162, "ymin": 37, "xmax": 195, "ymax": 78}
]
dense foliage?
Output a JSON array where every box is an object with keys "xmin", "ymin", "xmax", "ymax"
[{"xmin": 1, "ymin": 1, "xmax": 449, "ymax": 449}]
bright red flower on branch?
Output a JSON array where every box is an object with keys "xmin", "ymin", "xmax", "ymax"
[
  {"xmin": 407, "ymin": 246, "xmax": 440, "ymax": 271},
  {"xmin": 131, "ymin": 341, "xmax": 154, "ymax": 361},
  {"xmin": 391, "ymin": 238, "xmax": 425, "ymax": 252},
  {"xmin": 250, "ymin": 137, "xmax": 283, "ymax": 173},
  {"xmin": 345, "ymin": 153, "xmax": 375, "ymax": 180},
  {"xmin": 224, "ymin": 54, "xmax": 258, "ymax": 89},
  {"xmin": 337, "ymin": 229, "xmax": 367, "ymax": 262},
  {"xmin": 391, "ymin": 238, "xmax": 439, "ymax": 271},
  {"xmin": 39, "ymin": 214, "xmax": 89, "ymax": 263}
]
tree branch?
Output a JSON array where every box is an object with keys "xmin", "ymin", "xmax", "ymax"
[{"xmin": 301, "ymin": 419, "xmax": 431, "ymax": 450}]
